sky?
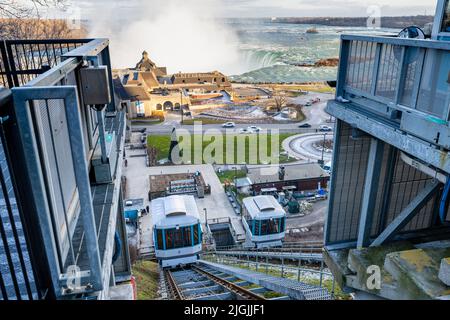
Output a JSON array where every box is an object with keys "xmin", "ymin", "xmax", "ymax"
[{"xmin": 63, "ymin": 0, "xmax": 437, "ymax": 19}]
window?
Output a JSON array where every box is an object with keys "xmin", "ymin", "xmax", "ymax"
[
  {"xmin": 193, "ymin": 224, "xmax": 199, "ymax": 245},
  {"xmin": 258, "ymin": 218, "xmax": 283, "ymax": 236},
  {"xmin": 162, "ymin": 226, "xmax": 198, "ymax": 250},
  {"xmin": 165, "ymin": 229, "xmax": 174, "ymax": 249},
  {"xmin": 184, "ymin": 227, "xmax": 192, "ymax": 247},
  {"xmin": 173, "ymin": 229, "xmax": 184, "ymax": 248},
  {"xmin": 156, "ymin": 229, "xmax": 164, "ymax": 250},
  {"xmin": 442, "ymin": 0, "xmax": 450, "ymax": 32}
]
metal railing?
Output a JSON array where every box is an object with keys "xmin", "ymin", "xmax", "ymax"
[
  {"xmin": 0, "ymin": 38, "xmax": 126, "ymax": 299},
  {"xmin": 215, "ymin": 240, "xmax": 323, "ymax": 253},
  {"xmin": 0, "ymin": 39, "xmax": 90, "ymax": 88},
  {"xmin": 202, "ymin": 254, "xmax": 336, "ymax": 299},
  {"xmin": 337, "ymin": 35, "xmax": 450, "ymax": 122},
  {"xmin": 0, "ymin": 92, "xmax": 39, "ymax": 300}
]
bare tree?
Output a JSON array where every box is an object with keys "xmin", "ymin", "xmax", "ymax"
[
  {"xmin": 273, "ymin": 91, "xmax": 287, "ymax": 112},
  {"xmin": 0, "ymin": 0, "xmax": 80, "ymax": 40},
  {"xmin": 0, "ymin": 0, "xmax": 66, "ymax": 18},
  {"xmin": 0, "ymin": 18, "xmax": 85, "ymax": 40}
]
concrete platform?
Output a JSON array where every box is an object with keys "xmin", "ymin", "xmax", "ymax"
[
  {"xmin": 325, "ymin": 239, "xmax": 450, "ymax": 300},
  {"xmin": 439, "ymin": 258, "xmax": 450, "ymax": 286}
]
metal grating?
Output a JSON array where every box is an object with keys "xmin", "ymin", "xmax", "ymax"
[
  {"xmin": 33, "ymin": 99, "xmax": 78, "ymax": 267},
  {"xmin": 326, "ymin": 121, "xmax": 442, "ymax": 246},
  {"xmin": 327, "ymin": 121, "xmax": 371, "ymax": 243}
]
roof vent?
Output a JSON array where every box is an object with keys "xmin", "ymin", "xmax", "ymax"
[{"xmin": 254, "ymin": 196, "xmax": 275, "ymax": 211}]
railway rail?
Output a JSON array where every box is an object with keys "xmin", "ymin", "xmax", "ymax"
[{"xmin": 164, "ymin": 264, "xmax": 289, "ymax": 300}]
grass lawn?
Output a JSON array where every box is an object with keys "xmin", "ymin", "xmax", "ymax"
[
  {"xmin": 147, "ymin": 133, "xmax": 296, "ymax": 164},
  {"xmin": 182, "ymin": 118, "xmax": 226, "ymax": 125},
  {"xmin": 132, "ymin": 260, "xmax": 160, "ymax": 300},
  {"xmin": 217, "ymin": 169, "xmax": 247, "ymax": 184},
  {"xmin": 131, "ymin": 119, "xmax": 163, "ymax": 126}
]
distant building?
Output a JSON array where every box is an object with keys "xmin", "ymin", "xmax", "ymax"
[
  {"xmin": 246, "ymin": 164, "xmax": 330, "ymax": 193},
  {"xmin": 114, "ymin": 51, "xmax": 232, "ymax": 118}
]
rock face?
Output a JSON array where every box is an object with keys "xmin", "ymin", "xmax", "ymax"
[
  {"xmin": 314, "ymin": 58, "xmax": 339, "ymax": 67},
  {"xmin": 136, "ymin": 51, "xmax": 156, "ymax": 71},
  {"xmin": 294, "ymin": 58, "xmax": 339, "ymax": 68},
  {"xmin": 439, "ymin": 258, "xmax": 450, "ymax": 286}
]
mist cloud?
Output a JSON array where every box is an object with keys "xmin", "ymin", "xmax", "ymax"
[{"xmin": 86, "ymin": 0, "xmax": 244, "ymax": 74}]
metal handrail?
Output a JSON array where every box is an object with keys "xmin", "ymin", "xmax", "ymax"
[{"xmin": 337, "ymin": 34, "xmax": 450, "ymax": 122}]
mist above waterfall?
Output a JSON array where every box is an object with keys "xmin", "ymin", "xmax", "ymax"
[{"xmin": 86, "ymin": 0, "xmax": 245, "ymax": 74}]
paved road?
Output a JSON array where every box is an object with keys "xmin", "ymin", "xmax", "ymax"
[
  {"xmin": 286, "ymin": 201, "xmax": 328, "ymax": 229},
  {"xmin": 134, "ymin": 92, "xmax": 335, "ymax": 135},
  {"xmin": 283, "ymin": 133, "xmax": 334, "ymax": 162}
]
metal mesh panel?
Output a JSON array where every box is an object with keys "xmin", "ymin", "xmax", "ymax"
[
  {"xmin": 327, "ymin": 122, "xmax": 371, "ymax": 243},
  {"xmin": 32, "ymin": 99, "xmax": 78, "ymax": 266},
  {"xmin": 327, "ymin": 121, "xmax": 440, "ymax": 245},
  {"xmin": 384, "ymin": 154, "xmax": 436, "ymax": 232}
]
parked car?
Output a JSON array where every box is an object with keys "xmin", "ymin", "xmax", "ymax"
[
  {"xmin": 222, "ymin": 122, "xmax": 236, "ymax": 128},
  {"xmin": 248, "ymin": 126, "xmax": 262, "ymax": 132},
  {"xmin": 299, "ymin": 123, "xmax": 312, "ymax": 128},
  {"xmin": 319, "ymin": 125, "xmax": 333, "ymax": 132}
]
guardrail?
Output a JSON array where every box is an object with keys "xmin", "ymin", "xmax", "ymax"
[
  {"xmin": 337, "ymin": 35, "xmax": 450, "ymax": 122},
  {"xmin": 202, "ymin": 254, "xmax": 335, "ymax": 299},
  {"xmin": 0, "ymin": 39, "xmax": 91, "ymax": 88},
  {"xmin": 0, "ymin": 38, "xmax": 126, "ymax": 299}
]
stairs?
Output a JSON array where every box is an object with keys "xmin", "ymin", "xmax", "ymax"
[{"xmin": 331, "ymin": 240, "xmax": 450, "ymax": 299}]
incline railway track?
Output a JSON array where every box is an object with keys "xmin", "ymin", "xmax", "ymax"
[{"xmin": 164, "ymin": 264, "xmax": 289, "ymax": 301}]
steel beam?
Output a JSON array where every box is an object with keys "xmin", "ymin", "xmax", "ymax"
[
  {"xmin": 357, "ymin": 138, "xmax": 385, "ymax": 248},
  {"xmin": 370, "ymin": 180, "xmax": 441, "ymax": 247},
  {"xmin": 326, "ymin": 101, "xmax": 450, "ymax": 174}
]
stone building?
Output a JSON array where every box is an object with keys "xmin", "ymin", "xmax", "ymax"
[{"xmin": 114, "ymin": 51, "xmax": 232, "ymax": 118}]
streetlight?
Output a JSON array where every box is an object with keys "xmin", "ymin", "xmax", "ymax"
[
  {"xmin": 180, "ymin": 90, "xmax": 184, "ymax": 123},
  {"xmin": 321, "ymin": 133, "xmax": 327, "ymax": 166}
]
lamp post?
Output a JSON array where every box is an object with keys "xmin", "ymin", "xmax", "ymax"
[
  {"xmin": 180, "ymin": 90, "xmax": 184, "ymax": 124},
  {"xmin": 321, "ymin": 133, "xmax": 327, "ymax": 166}
]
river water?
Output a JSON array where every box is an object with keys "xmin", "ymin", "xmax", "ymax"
[{"xmin": 228, "ymin": 21, "xmax": 399, "ymax": 83}]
